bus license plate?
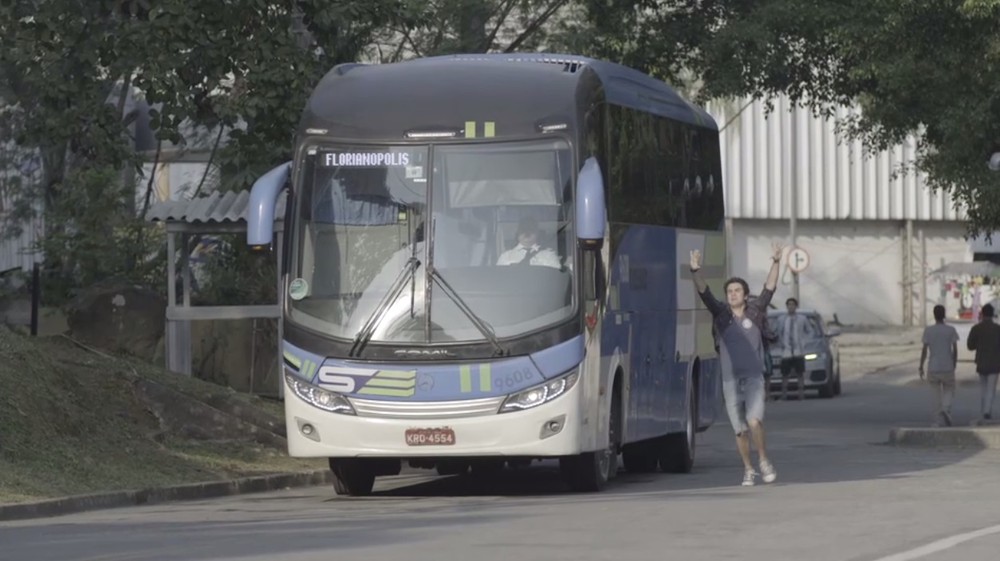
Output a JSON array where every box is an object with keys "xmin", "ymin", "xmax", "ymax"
[{"xmin": 405, "ymin": 427, "xmax": 456, "ymax": 446}]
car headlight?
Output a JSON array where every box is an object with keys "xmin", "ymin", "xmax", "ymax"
[
  {"xmin": 499, "ymin": 370, "xmax": 578, "ymax": 413},
  {"xmin": 285, "ymin": 372, "xmax": 355, "ymax": 415},
  {"xmin": 805, "ymin": 353, "xmax": 821, "ymax": 361}
]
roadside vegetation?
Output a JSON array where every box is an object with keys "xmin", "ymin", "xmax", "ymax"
[{"xmin": 0, "ymin": 327, "xmax": 323, "ymax": 504}]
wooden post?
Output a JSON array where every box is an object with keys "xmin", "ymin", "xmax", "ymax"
[{"xmin": 30, "ymin": 263, "xmax": 40, "ymax": 336}]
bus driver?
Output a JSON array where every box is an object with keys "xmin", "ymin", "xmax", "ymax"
[{"xmin": 496, "ymin": 217, "xmax": 561, "ymax": 269}]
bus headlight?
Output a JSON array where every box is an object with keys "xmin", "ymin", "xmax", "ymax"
[
  {"xmin": 285, "ymin": 372, "xmax": 355, "ymax": 415},
  {"xmin": 499, "ymin": 370, "xmax": 578, "ymax": 413}
]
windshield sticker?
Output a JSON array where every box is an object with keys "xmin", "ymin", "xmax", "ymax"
[
  {"xmin": 320, "ymin": 152, "xmax": 410, "ymax": 167},
  {"xmin": 288, "ymin": 278, "xmax": 308, "ymax": 300}
]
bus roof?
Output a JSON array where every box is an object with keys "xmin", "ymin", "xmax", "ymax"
[{"xmin": 298, "ymin": 53, "xmax": 718, "ymax": 139}]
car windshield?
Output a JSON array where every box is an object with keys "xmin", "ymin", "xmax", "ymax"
[{"xmin": 286, "ymin": 138, "xmax": 576, "ymax": 348}]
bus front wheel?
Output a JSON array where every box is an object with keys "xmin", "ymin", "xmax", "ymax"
[
  {"xmin": 329, "ymin": 458, "xmax": 376, "ymax": 496},
  {"xmin": 560, "ymin": 383, "xmax": 621, "ymax": 492}
]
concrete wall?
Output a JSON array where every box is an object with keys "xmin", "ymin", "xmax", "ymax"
[{"xmin": 729, "ymin": 219, "xmax": 986, "ymax": 326}]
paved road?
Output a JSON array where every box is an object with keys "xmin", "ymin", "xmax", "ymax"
[{"xmin": 3, "ymin": 369, "xmax": 999, "ymax": 561}]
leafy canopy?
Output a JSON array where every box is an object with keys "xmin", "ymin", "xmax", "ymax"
[{"xmin": 563, "ymin": 0, "xmax": 1000, "ymax": 235}]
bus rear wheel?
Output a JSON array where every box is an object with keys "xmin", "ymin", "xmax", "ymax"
[
  {"xmin": 329, "ymin": 459, "xmax": 376, "ymax": 496},
  {"xmin": 659, "ymin": 376, "xmax": 697, "ymax": 473}
]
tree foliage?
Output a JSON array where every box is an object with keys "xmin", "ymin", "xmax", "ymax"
[
  {"xmin": 564, "ymin": 0, "xmax": 1000, "ymax": 235},
  {"xmin": 0, "ymin": 0, "xmax": 581, "ymax": 307},
  {"xmin": 0, "ymin": 0, "xmax": 407, "ymax": 301},
  {"xmin": 367, "ymin": 0, "xmax": 576, "ymax": 61}
]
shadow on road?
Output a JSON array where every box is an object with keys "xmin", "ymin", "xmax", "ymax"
[
  {"xmin": 355, "ymin": 374, "xmax": 994, "ymax": 502},
  {"xmin": 3, "ymin": 376, "xmax": 996, "ymax": 561}
]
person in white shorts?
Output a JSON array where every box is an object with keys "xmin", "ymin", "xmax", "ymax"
[{"xmin": 690, "ymin": 242, "xmax": 784, "ymax": 486}]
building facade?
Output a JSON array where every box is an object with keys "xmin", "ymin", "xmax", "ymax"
[{"xmin": 709, "ymin": 96, "xmax": 990, "ymax": 326}]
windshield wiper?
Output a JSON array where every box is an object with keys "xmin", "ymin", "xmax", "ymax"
[
  {"xmin": 429, "ymin": 266, "xmax": 507, "ymax": 357},
  {"xmin": 350, "ymin": 256, "xmax": 421, "ymax": 357}
]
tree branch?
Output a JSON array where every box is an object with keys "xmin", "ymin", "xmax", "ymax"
[
  {"xmin": 503, "ymin": 0, "xmax": 571, "ymax": 53},
  {"xmin": 484, "ymin": 0, "xmax": 519, "ymax": 51}
]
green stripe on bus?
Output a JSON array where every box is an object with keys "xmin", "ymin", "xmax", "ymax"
[
  {"xmin": 376, "ymin": 370, "xmax": 416, "ymax": 380},
  {"xmin": 357, "ymin": 387, "xmax": 416, "ymax": 397},
  {"xmin": 364, "ymin": 378, "xmax": 417, "ymax": 389},
  {"xmin": 282, "ymin": 352, "xmax": 302, "ymax": 369},
  {"xmin": 479, "ymin": 363, "xmax": 492, "ymax": 391},
  {"xmin": 460, "ymin": 365, "xmax": 472, "ymax": 393}
]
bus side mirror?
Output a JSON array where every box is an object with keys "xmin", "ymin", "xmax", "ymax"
[
  {"xmin": 576, "ymin": 156, "xmax": 605, "ymax": 251},
  {"xmin": 247, "ymin": 161, "xmax": 292, "ymax": 251}
]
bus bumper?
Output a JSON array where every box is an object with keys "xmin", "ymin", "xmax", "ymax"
[{"xmin": 282, "ymin": 377, "xmax": 585, "ymax": 459}]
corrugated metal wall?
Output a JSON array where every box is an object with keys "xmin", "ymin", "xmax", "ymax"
[{"xmin": 709, "ymin": 96, "xmax": 965, "ymax": 222}]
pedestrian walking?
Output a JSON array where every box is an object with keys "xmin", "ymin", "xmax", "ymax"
[
  {"xmin": 967, "ymin": 303, "xmax": 1000, "ymax": 425},
  {"xmin": 918, "ymin": 305, "xmax": 958, "ymax": 426},
  {"xmin": 689, "ymin": 242, "xmax": 784, "ymax": 486}
]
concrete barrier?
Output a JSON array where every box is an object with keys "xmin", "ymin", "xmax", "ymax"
[
  {"xmin": 0, "ymin": 469, "xmax": 334, "ymax": 522},
  {"xmin": 888, "ymin": 427, "xmax": 1000, "ymax": 449}
]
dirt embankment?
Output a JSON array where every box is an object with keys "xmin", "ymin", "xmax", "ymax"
[{"xmin": 0, "ymin": 327, "xmax": 323, "ymax": 505}]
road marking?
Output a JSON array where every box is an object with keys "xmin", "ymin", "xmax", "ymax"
[{"xmin": 870, "ymin": 523, "xmax": 1000, "ymax": 561}]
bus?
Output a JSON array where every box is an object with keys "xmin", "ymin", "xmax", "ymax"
[{"xmin": 246, "ymin": 53, "xmax": 727, "ymax": 495}]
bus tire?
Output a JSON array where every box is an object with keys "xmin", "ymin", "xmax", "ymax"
[
  {"xmin": 659, "ymin": 373, "xmax": 697, "ymax": 473},
  {"xmin": 560, "ymin": 380, "xmax": 621, "ymax": 491},
  {"xmin": 329, "ymin": 459, "xmax": 376, "ymax": 496}
]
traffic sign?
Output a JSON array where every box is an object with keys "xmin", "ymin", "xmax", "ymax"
[{"xmin": 787, "ymin": 246, "xmax": 810, "ymax": 274}]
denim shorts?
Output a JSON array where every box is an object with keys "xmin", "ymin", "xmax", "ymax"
[{"xmin": 722, "ymin": 375, "xmax": 766, "ymax": 435}]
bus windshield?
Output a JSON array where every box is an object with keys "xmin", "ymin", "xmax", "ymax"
[{"xmin": 288, "ymin": 138, "xmax": 576, "ymax": 348}]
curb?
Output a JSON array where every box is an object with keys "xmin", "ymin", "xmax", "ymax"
[
  {"xmin": 0, "ymin": 469, "xmax": 333, "ymax": 522},
  {"xmin": 888, "ymin": 427, "xmax": 1000, "ymax": 449}
]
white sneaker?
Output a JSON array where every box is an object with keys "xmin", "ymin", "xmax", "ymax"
[
  {"xmin": 759, "ymin": 460, "xmax": 777, "ymax": 483},
  {"xmin": 742, "ymin": 468, "xmax": 758, "ymax": 486}
]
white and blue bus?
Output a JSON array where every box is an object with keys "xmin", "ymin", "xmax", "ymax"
[{"xmin": 246, "ymin": 53, "xmax": 728, "ymax": 495}]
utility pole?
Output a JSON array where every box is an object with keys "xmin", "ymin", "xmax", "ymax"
[{"xmin": 789, "ymin": 105, "xmax": 800, "ymax": 302}]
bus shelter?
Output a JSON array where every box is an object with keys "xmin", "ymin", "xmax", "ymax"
[{"xmin": 145, "ymin": 189, "xmax": 287, "ymax": 395}]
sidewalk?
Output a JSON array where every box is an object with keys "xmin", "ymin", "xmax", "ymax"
[
  {"xmin": 875, "ymin": 362, "xmax": 999, "ymax": 448},
  {"xmin": 836, "ymin": 325, "xmax": 1000, "ymax": 449}
]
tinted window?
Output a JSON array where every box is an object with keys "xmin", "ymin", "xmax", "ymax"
[{"xmin": 603, "ymin": 104, "xmax": 722, "ymax": 229}]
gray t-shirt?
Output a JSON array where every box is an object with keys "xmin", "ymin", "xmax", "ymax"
[
  {"xmin": 719, "ymin": 315, "xmax": 765, "ymax": 381},
  {"xmin": 922, "ymin": 322, "xmax": 959, "ymax": 373}
]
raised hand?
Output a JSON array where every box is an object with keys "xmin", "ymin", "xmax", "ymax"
[
  {"xmin": 771, "ymin": 241, "xmax": 786, "ymax": 262},
  {"xmin": 690, "ymin": 249, "xmax": 702, "ymax": 271}
]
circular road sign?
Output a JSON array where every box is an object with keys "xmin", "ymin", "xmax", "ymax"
[{"xmin": 787, "ymin": 246, "xmax": 810, "ymax": 274}]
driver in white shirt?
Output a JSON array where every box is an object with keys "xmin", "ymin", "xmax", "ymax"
[{"xmin": 496, "ymin": 217, "xmax": 561, "ymax": 269}]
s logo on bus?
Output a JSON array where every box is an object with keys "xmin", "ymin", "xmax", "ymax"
[
  {"xmin": 316, "ymin": 366, "xmax": 378, "ymax": 393},
  {"xmin": 316, "ymin": 365, "xmax": 419, "ymax": 397}
]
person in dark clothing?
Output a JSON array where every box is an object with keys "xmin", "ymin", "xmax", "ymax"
[
  {"xmin": 690, "ymin": 241, "xmax": 784, "ymax": 486},
  {"xmin": 967, "ymin": 303, "xmax": 1000, "ymax": 425}
]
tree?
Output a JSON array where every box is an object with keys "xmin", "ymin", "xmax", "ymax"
[
  {"xmin": 367, "ymin": 0, "xmax": 578, "ymax": 62},
  {"xmin": 0, "ymin": 0, "xmax": 406, "ymax": 299},
  {"xmin": 563, "ymin": 0, "xmax": 1000, "ymax": 236}
]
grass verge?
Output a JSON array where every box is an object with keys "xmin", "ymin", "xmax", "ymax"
[{"xmin": 0, "ymin": 326, "xmax": 325, "ymax": 505}]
